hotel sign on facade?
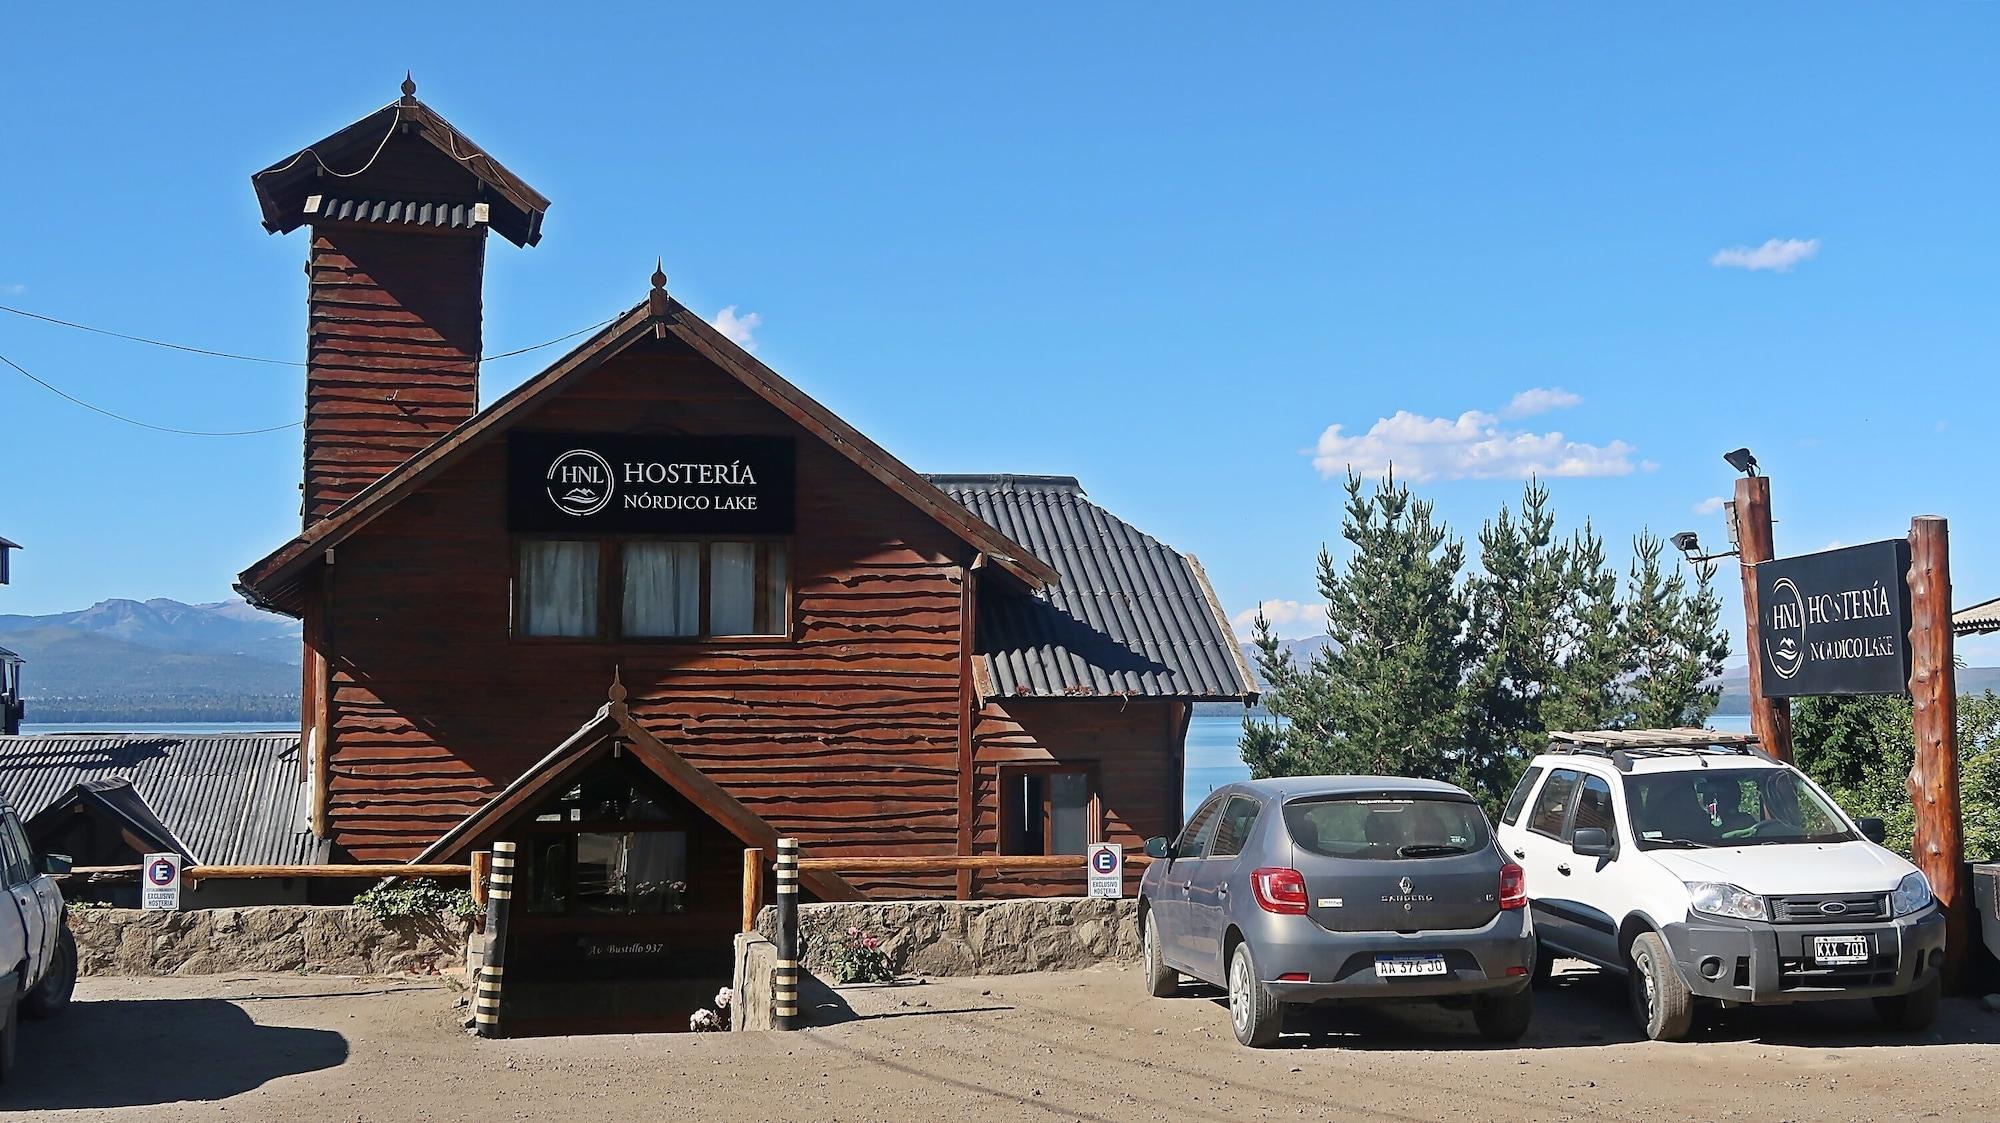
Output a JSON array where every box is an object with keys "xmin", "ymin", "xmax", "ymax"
[
  {"xmin": 1754, "ymin": 539, "xmax": 1913, "ymax": 698},
  {"xmin": 507, "ymin": 433, "xmax": 796, "ymax": 535}
]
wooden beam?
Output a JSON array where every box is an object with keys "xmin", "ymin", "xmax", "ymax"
[
  {"xmin": 741, "ymin": 847, "xmax": 764, "ymax": 934},
  {"xmin": 1734, "ymin": 474, "xmax": 1795, "ymax": 762},
  {"xmin": 62, "ymin": 864, "xmax": 472, "ymax": 880},
  {"xmin": 1907, "ymin": 514, "xmax": 1969, "ymax": 986},
  {"xmin": 470, "ymin": 851, "xmax": 491, "ymax": 908},
  {"xmin": 955, "ymin": 557, "xmax": 980, "ymax": 900},
  {"xmin": 796, "ymin": 854, "xmax": 1155, "ymax": 874}
]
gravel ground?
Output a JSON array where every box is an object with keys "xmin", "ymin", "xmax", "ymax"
[{"xmin": 7, "ymin": 963, "xmax": 1999, "ymax": 1121}]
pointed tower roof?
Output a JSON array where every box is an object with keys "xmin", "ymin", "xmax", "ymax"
[{"xmin": 249, "ymin": 75, "xmax": 550, "ymax": 247}]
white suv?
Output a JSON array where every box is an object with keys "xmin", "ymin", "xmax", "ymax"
[{"xmin": 1494, "ymin": 734, "xmax": 1946, "ymax": 1041}]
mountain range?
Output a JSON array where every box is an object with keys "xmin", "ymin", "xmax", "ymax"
[{"xmin": 0, "ymin": 598, "xmax": 301, "ymax": 723}]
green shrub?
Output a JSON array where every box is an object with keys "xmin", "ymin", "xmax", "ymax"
[
  {"xmin": 1795, "ymin": 690, "xmax": 2000, "ymax": 863},
  {"xmin": 353, "ymin": 878, "xmax": 479, "ymax": 922}
]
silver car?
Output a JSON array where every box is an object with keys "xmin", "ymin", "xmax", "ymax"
[{"xmin": 1139, "ymin": 776, "xmax": 1535, "ymax": 1046}]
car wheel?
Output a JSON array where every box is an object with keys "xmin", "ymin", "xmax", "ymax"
[
  {"xmin": 1473, "ymin": 986, "xmax": 1533, "ymax": 1043},
  {"xmin": 23, "ymin": 926, "xmax": 76, "ymax": 1020},
  {"xmin": 1141, "ymin": 911, "xmax": 1177, "ymax": 998},
  {"xmin": 1529, "ymin": 939, "xmax": 1555, "ymax": 989},
  {"xmin": 1874, "ymin": 972, "xmax": 1941, "ymax": 1032},
  {"xmin": 1227, "ymin": 942, "xmax": 1283, "ymax": 1048},
  {"xmin": 1628, "ymin": 931, "xmax": 1694, "ymax": 1042}
]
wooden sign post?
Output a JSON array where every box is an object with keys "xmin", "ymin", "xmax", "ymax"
[
  {"xmin": 1734, "ymin": 473, "xmax": 1795, "ymax": 761},
  {"xmin": 1906, "ymin": 515, "xmax": 1969, "ymax": 984}
]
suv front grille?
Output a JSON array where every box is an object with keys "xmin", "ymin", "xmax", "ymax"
[
  {"xmin": 1768, "ymin": 894, "xmax": 1888, "ymax": 923},
  {"xmin": 1778, "ymin": 952, "xmax": 1897, "ymax": 991}
]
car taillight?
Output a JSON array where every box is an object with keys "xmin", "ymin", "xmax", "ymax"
[
  {"xmin": 1250, "ymin": 867, "xmax": 1308, "ymax": 915},
  {"xmin": 1499, "ymin": 861, "xmax": 1526, "ymax": 910}
]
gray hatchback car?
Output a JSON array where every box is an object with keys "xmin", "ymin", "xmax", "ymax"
[{"xmin": 1139, "ymin": 776, "xmax": 1535, "ymax": 1046}]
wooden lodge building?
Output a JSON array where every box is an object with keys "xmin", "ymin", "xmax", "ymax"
[{"xmin": 233, "ymin": 81, "xmax": 1254, "ymax": 1030}]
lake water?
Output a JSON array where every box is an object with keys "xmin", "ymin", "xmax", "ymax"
[
  {"xmin": 17, "ymin": 721, "xmax": 294, "ymax": 736},
  {"xmin": 1184, "ymin": 711, "xmax": 1755, "ymax": 813}
]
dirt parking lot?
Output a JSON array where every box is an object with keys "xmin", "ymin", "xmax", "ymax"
[{"xmin": 7, "ymin": 962, "xmax": 2000, "ymax": 1121}]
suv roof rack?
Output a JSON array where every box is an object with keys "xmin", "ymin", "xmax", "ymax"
[{"xmin": 1544, "ymin": 727, "xmax": 1771, "ymax": 772}]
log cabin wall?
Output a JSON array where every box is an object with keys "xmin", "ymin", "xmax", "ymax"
[
  {"xmin": 303, "ymin": 225, "xmax": 484, "ymax": 525},
  {"xmin": 316, "ymin": 333, "xmax": 974, "ymax": 895},
  {"xmin": 970, "ymin": 698, "xmax": 1185, "ymax": 897}
]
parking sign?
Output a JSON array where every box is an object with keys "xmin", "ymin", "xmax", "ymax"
[
  {"xmin": 142, "ymin": 852, "xmax": 182, "ymax": 911},
  {"xmin": 1086, "ymin": 842, "xmax": 1123, "ymax": 899}
]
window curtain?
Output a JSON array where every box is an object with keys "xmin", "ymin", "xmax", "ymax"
[
  {"xmin": 623, "ymin": 541, "xmax": 700, "ymax": 637},
  {"xmin": 710, "ymin": 541, "xmax": 758, "ymax": 635},
  {"xmin": 520, "ymin": 540, "xmax": 598, "ymax": 637}
]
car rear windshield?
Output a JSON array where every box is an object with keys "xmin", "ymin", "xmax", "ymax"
[{"xmin": 1282, "ymin": 796, "xmax": 1491, "ymax": 860}]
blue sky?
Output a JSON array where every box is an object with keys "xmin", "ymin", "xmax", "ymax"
[{"xmin": 3, "ymin": 7, "xmax": 1997, "ymax": 663}]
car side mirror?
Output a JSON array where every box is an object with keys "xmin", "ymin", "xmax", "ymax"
[
  {"xmin": 1855, "ymin": 817, "xmax": 1887, "ymax": 845},
  {"xmin": 1144, "ymin": 836, "xmax": 1173, "ymax": 860},
  {"xmin": 39, "ymin": 854, "xmax": 71, "ymax": 876},
  {"xmin": 1571, "ymin": 827, "xmax": 1615, "ymax": 859}
]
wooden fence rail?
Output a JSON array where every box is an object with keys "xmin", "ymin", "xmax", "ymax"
[
  {"xmin": 742, "ymin": 846, "xmax": 1152, "ymax": 933},
  {"xmin": 60, "ymin": 863, "xmax": 474, "ymax": 881}
]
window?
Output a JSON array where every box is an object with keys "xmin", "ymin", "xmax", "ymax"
[
  {"xmin": 1001, "ymin": 767, "xmax": 1097, "ymax": 855},
  {"xmin": 1527, "ymin": 769, "xmax": 1581, "ymax": 837},
  {"xmin": 1176, "ymin": 795, "xmax": 1226, "ymax": 857},
  {"xmin": 0, "ymin": 815, "xmax": 33, "ymax": 886},
  {"xmin": 1501, "ymin": 766, "xmax": 1544, "ymax": 826},
  {"xmin": 1626, "ymin": 768, "xmax": 1856, "ymax": 850},
  {"xmin": 523, "ymin": 757, "xmax": 695, "ymax": 916},
  {"xmin": 516, "ymin": 538, "xmax": 790, "ymax": 641},
  {"xmin": 1572, "ymin": 775, "xmax": 1616, "ymax": 841},
  {"xmin": 1208, "ymin": 796, "xmax": 1262, "ymax": 858},
  {"xmin": 1282, "ymin": 797, "xmax": 1489, "ymax": 860}
]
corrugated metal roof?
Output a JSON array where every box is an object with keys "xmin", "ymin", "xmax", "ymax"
[
  {"xmin": 1956, "ymin": 596, "xmax": 2000, "ymax": 635},
  {"xmin": 930, "ymin": 475, "xmax": 1257, "ymax": 702},
  {"xmin": 0, "ymin": 734, "xmax": 320, "ymax": 866},
  {"xmin": 0, "ymin": 645, "xmax": 19, "ymax": 666},
  {"xmin": 304, "ymin": 195, "xmax": 488, "ymax": 232}
]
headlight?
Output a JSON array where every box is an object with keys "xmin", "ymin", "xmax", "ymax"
[
  {"xmin": 1686, "ymin": 881, "xmax": 1767, "ymax": 921},
  {"xmin": 1891, "ymin": 870, "xmax": 1933, "ymax": 917}
]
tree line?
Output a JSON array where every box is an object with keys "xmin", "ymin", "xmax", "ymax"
[{"xmin": 1242, "ymin": 471, "xmax": 1731, "ymax": 811}]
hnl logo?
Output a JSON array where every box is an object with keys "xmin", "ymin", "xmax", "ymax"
[{"xmin": 546, "ymin": 449, "xmax": 616, "ymax": 517}]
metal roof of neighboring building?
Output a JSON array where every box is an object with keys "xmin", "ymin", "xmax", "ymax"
[
  {"xmin": 0, "ymin": 733, "xmax": 322, "ymax": 866},
  {"xmin": 0, "ymin": 645, "xmax": 19, "ymax": 666},
  {"xmin": 929, "ymin": 475, "xmax": 1257, "ymax": 702},
  {"xmin": 1955, "ymin": 596, "xmax": 2000, "ymax": 636}
]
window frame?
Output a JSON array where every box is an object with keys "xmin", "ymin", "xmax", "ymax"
[
  {"xmin": 1566, "ymin": 774, "xmax": 1617, "ymax": 844},
  {"xmin": 1207, "ymin": 795, "xmax": 1262, "ymax": 859},
  {"xmin": 997, "ymin": 763, "xmax": 1102, "ymax": 856},
  {"xmin": 512, "ymin": 533, "xmax": 795, "ymax": 644},
  {"xmin": 1501, "ymin": 765, "xmax": 1545, "ymax": 826},
  {"xmin": 1175, "ymin": 793, "xmax": 1228, "ymax": 859},
  {"xmin": 1526, "ymin": 768, "xmax": 1584, "ymax": 841}
]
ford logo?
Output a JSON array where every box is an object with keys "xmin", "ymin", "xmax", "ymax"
[{"xmin": 1820, "ymin": 901, "xmax": 1848, "ymax": 915}]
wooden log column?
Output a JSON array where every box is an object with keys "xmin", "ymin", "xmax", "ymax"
[
  {"xmin": 1734, "ymin": 474, "xmax": 1795, "ymax": 761},
  {"xmin": 475, "ymin": 840, "xmax": 516, "ymax": 1039},
  {"xmin": 774, "ymin": 837, "xmax": 800, "ymax": 1030},
  {"xmin": 1906, "ymin": 515, "xmax": 1968, "ymax": 985},
  {"xmin": 741, "ymin": 847, "xmax": 764, "ymax": 934}
]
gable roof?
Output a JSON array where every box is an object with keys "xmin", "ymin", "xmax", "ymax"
[
  {"xmin": 932, "ymin": 475, "xmax": 1257, "ymax": 702},
  {"xmin": 0, "ymin": 732, "xmax": 321, "ymax": 866},
  {"xmin": 412, "ymin": 701, "xmax": 861, "ymax": 901},
  {"xmin": 237, "ymin": 286, "xmax": 1057, "ymax": 616},
  {"xmin": 250, "ymin": 87, "xmax": 549, "ymax": 248},
  {"xmin": 26, "ymin": 778, "xmax": 196, "ymax": 863}
]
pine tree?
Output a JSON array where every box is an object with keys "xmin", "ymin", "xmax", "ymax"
[
  {"xmin": 1620, "ymin": 533, "xmax": 1731, "ymax": 727},
  {"xmin": 1543, "ymin": 520, "xmax": 1624, "ymax": 733},
  {"xmin": 1241, "ymin": 471, "xmax": 1466, "ymax": 781},
  {"xmin": 1458, "ymin": 480, "xmax": 1571, "ymax": 797}
]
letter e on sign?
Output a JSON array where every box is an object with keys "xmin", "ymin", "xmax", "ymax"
[
  {"xmin": 1086, "ymin": 842, "xmax": 1123, "ymax": 899},
  {"xmin": 141, "ymin": 852, "xmax": 182, "ymax": 911}
]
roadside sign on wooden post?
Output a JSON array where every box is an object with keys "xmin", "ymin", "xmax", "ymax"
[
  {"xmin": 1754, "ymin": 539, "xmax": 1913, "ymax": 698},
  {"xmin": 141, "ymin": 853, "xmax": 181, "ymax": 910},
  {"xmin": 1086, "ymin": 842, "xmax": 1123, "ymax": 899},
  {"xmin": 1906, "ymin": 515, "xmax": 1968, "ymax": 986}
]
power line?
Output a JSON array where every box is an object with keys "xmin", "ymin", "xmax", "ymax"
[
  {"xmin": 0, "ymin": 352, "xmax": 301, "ymax": 437},
  {"xmin": 0, "ymin": 302, "xmax": 618, "ymax": 366}
]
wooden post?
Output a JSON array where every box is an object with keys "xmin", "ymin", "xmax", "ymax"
[
  {"xmin": 475, "ymin": 840, "xmax": 515, "ymax": 1039},
  {"xmin": 774, "ymin": 837, "xmax": 800, "ymax": 1031},
  {"xmin": 1733, "ymin": 473, "xmax": 1795, "ymax": 762},
  {"xmin": 470, "ymin": 851, "xmax": 491, "ymax": 909},
  {"xmin": 1907, "ymin": 515, "xmax": 1968, "ymax": 986},
  {"xmin": 741, "ymin": 847, "xmax": 764, "ymax": 934}
]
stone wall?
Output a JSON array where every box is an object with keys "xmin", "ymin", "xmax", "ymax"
[
  {"xmin": 730, "ymin": 931, "xmax": 776, "ymax": 1032},
  {"xmin": 71, "ymin": 906, "xmax": 470, "ymax": 976},
  {"xmin": 759, "ymin": 897, "xmax": 1139, "ymax": 978}
]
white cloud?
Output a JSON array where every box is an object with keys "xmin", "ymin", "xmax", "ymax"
[
  {"xmin": 1693, "ymin": 496, "xmax": 1726, "ymax": 515},
  {"xmin": 1, "ymin": 283, "xmax": 25, "ymax": 296},
  {"xmin": 1502, "ymin": 387, "xmax": 1582, "ymax": 418},
  {"xmin": 711, "ymin": 305, "xmax": 762, "ymax": 352},
  {"xmin": 1310, "ymin": 404, "xmax": 1638, "ymax": 483},
  {"xmin": 1711, "ymin": 237, "xmax": 1820, "ymax": 273},
  {"xmin": 1232, "ymin": 598, "xmax": 1326, "ymax": 641}
]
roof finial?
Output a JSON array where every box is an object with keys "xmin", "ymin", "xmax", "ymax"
[
  {"xmin": 609, "ymin": 665, "xmax": 628, "ymax": 705},
  {"xmin": 651, "ymin": 257, "xmax": 668, "ymax": 293},
  {"xmin": 400, "ymin": 71, "xmax": 418, "ymax": 103}
]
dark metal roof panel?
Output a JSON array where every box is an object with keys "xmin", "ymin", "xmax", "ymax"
[
  {"xmin": 0, "ymin": 734, "xmax": 319, "ymax": 866},
  {"xmin": 927, "ymin": 475, "xmax": 1257, "ymax": 702}
]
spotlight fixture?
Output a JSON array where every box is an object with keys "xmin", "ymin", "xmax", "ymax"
[
  {"xmin": 1723, "ymin": 447, "xmax": 1759, "ymax": 477},
  {"xmin": 1671, "ymin": 529, "xmax": 1738, "ymax": 565}
]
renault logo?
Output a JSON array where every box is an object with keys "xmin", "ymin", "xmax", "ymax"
[
  {"xmin": 1820, "ymin": 901, "xmax": 1848, "ymax": 915},
  {"xmin": 1398, "ymin": 876, "xmax": 1414, "ymax": 895}
]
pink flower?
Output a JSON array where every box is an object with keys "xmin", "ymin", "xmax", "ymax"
[
  {"xmin": 847, "ymin": 926, "xmax": 861, "ymax": 937},
  {"xmin": 863, "ymin": 936, "xmax": 879, "ymax": 950}
]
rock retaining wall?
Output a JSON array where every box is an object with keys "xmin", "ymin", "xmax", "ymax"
[
  {"xmin": 71, "ymin": 906, "xmax": 470, "ymax": 976},
  {"xmin": 759, "ymin": 897, "xmax": 1139, "ymax": 978}
]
